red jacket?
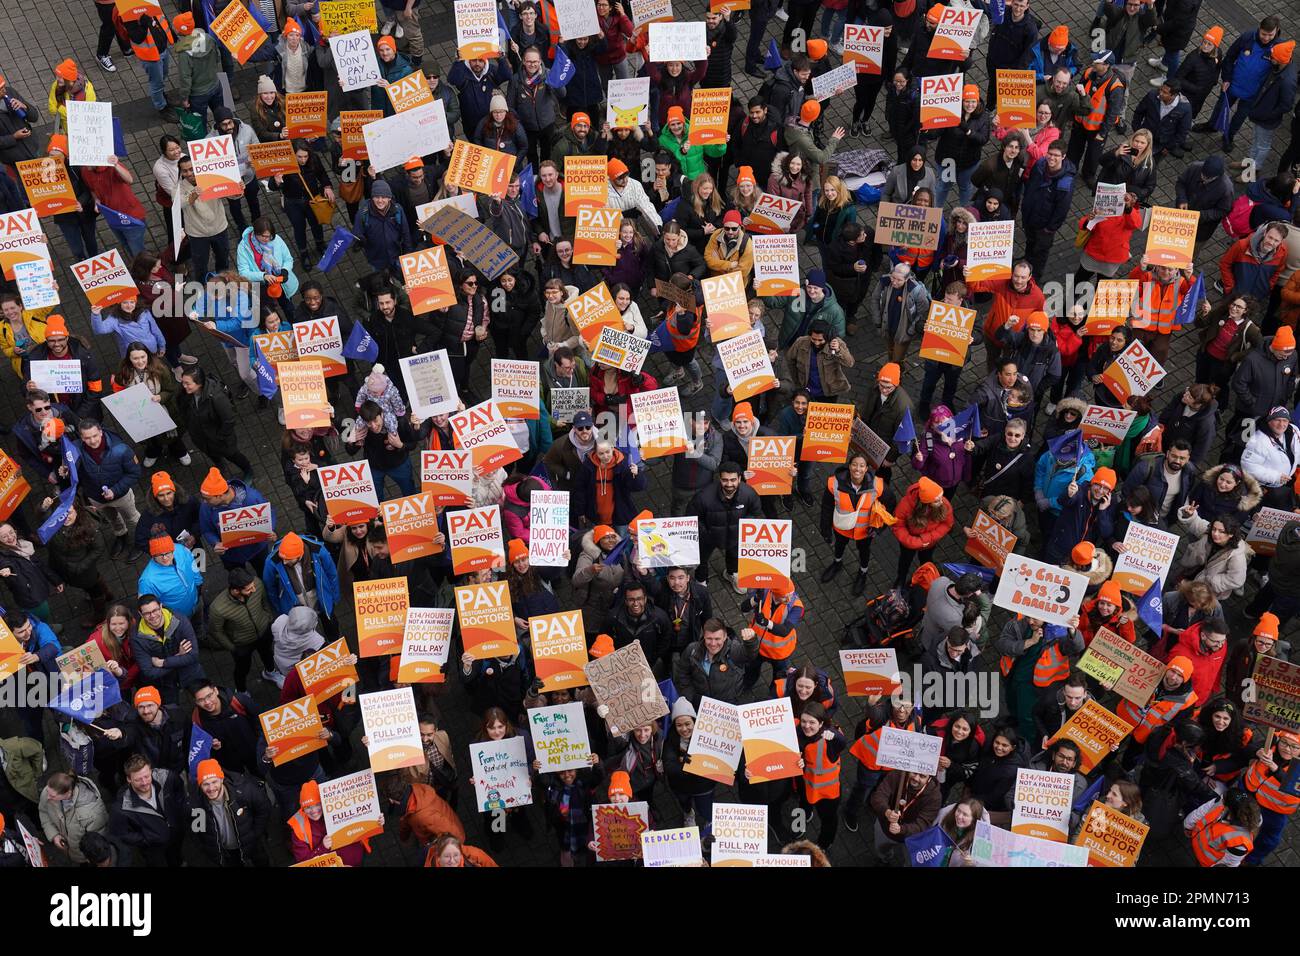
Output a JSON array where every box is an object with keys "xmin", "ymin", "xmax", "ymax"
[
  {"xmin": 1079, "ymin": 206, "xmax": 1143, "ymax": 265},
  {"xmin": 88, "ymin": 624, "xmax": 140, "ymax": 695},
  {"xmin": 1054, "ymin": 317, "xmax": 1085, "ymax": 368},
  {"xmin": 594, "ymin": 11, "xmax": 635, "ymax": 64},
  {"xmin": 891, "ymin": 484, "xmax": 955, "ymax": 550},
  {"xmin": 1220, "ymin": 236, "xmax": 1287, "ymax": 296},
  {"xmin": 968, "ymin": 276, "xmax": 1045, "ymax": 342},
  {"xmin": 1078, "ymin": 596, "xmax": 1137, "ymax": 647},
  {"xmin": 1165, "ymin": 623, "xmax": 1228, "ymax": 705}
]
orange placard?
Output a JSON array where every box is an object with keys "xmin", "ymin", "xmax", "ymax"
[
  {"xmin": 188, "ymin": 135, "xmax": 243, "ymax": 200},
  {"xmin": 700, "ymin": 272, "xmax": 750, "ymax": 343},
  {"xmin": 295, "ymin": 638, "xmax": 359, "ymax": 705},
  {"xmin": 746, "ymin": 436, "xmax": 795, "ymax": 495},
  {"xmin": 71, "ymin": 249, "xmax": 136, "ymax": 309},
  {"xmin": 964, "ymin": 509, "xmax": 1017, "ymax": 572},
  {"xmin": 566, "ymin": 281, "xmax": 622, "ymax": 348},
  {"xmin": 259, "ymin": 696, "xmax": 327, "ymax": 766},
  {"xmin": 291, "ymin": 315, "xmax": 345, "ymax": 378},
  {"xmin": 1144, "ymin": 206, "xmax": 1199, "ymax": 269},
  {"xmin": 529, "ymin": 609, "xmax": 590, "ymax": 691},
  {"xmin": 447, "ymin": 505, "xmax": 505, "ymax": 574},
  {"xmin": 1073, "ymin": 800, "xmax": 1148, "ymax": 867},
  {"xmin": 449, "ymin": 400, "xmax": 524, "ymax": 475},
  {"xmin": 455, "ymin": 579, "xmax": 519, "ymax": 660},
  {"xmin": 996, "ymin": 70, "xmax": 1037, "ymax": 128},
  {"xmin": 278, "ymin": 360, "xmax": 331, "ymax": 428},
  {"xmin": 920, "ymin": 73, "xmax": 963, "ymax": 129},
  {"xmin": 843, "ymin": 23, "xmax": 885, "ymax": 74},
  {"xmin": 840, "ymin": 648, "xmax": 902, "ymax": 696},
  {"xmin": 211, "ymin": 0, "xmax": 268, "ymax": 64},
  {"xmin": 354, "ymin": 577, "xmax": 409, "ymax": 658},
  {"xmin": 688, "ymin": 86, "xmax": 732, "ymax": 144},
  {"xmin": 251, "ymin": 331, "xmax": 297, "ymax": 384},
  {"xmin": 1100, "ymin": 339, "xmax": 1166, "ymax": 404},
  {"xmin": 285, "ymin": 92, "xmax": 328, "ymax": 139},
  {"xmin": 800, "ymin": 402, "xmax": 854, "ymax": 462},
  {"xmin": 490, "ymin": 359, "xmax": 540, "ymax": 420},
  {"xmin": 929, "ymin": 7, "xmax": 980, "ymax": 59},
  {"xmin": 385, "ymin": 71, "xmax": 434, "ymax": 113},
  {"xmin": 573, "ymin": 207, "xmax": 621, "ymax": 266},
  {"xmin": 380, "ymin": 491, "xmax": 444, "ymax": 563},
  {"xmin": 1047, "ymin": 699, "xmax": 1132, "ymax": 774},
  {"xmin": 340, "ymin": 110, "xmax": 382, "ymax": 160},
  {"xmin": 737, "ymin": 518, "xmax": 792, "ymax": 590},
  {"xmin": 446, "ymin": 139, "xmax": 515, "ymax": 199},
  {"xmin": 16, "ymin": 157, "xmax": 78, "ymax": 217},
  {"xmin": 0, "ymin": 618, "xmax": 26, "ymax": 682},
  {"xmin": 217, "ymin": 501, "xmax": 274, "ymax": 549},
  {"xmin": 0, "ymin": 449, "xmax": 31, "ymax": 522},
  {"xmin": 1085, "ymin": 279, "xmax": 1139, "ymax": 336},
  {"xmin": 318, "ymin": 461, "xmax": 380, "ymax": 525},
  {"xmin": 247, "ymin": 140, "xmax": 299, "ymax": 179},
  {"xmin": 400, "ymin": 246, "xmax": 458, "ymax": 314},
  {"xmin": 918, "ymin": 300, "xmax": 976, "ymax": 366},
  {"xmin": 420, "ymin": 449, "xmax": 474, "ymax": 506},
  {"xmin": 564, "ymin": 154, "xmax": 608, "ymax": 215}
]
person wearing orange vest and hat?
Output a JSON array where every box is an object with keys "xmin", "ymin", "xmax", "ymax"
[
  {"xmin": 891, "ymin": 476, "xmax": 954, "ymax": 589},
  {"xmin": 1077, "ymin": 578, "xmax": 1136, "ymax": 647},
  {"xmin": 794, "ymin": 701, "xmax": 847, "ymax": 850},
  {"xmin": 740, "ymin": 577, "xmax": 804, "ymax": 692},
  {"xmin": 288, "ymin": 780, "xmax": 366, "ymax": 865},
  {"xmin": 1128, "ymin": 258, "xmax": 1196, "ymax": 366},
  {"xmin": 1067, "ymin": 51, "xmax": 1126, "ymax": 185},
  {"xmin": 819, "ymin": 451, "xmax": 896, "ymax": 595},
  {"xmin": 1224, "ymin": 613, "xmax": 1279, "ymax": 711},
  {"xmin": 190, "ymin": 757, "xmax": 273, "ymax": 867},
  {"xmin": 1118, "ymin": 655, "xmax": 1198, "ymax": 763},
  {"xmin": 47, "ymin": 59, "xmax": 95, "ymax": 135},
  {"xmin": 995, "ymin": 613, "xmax": 1084, "ymax": 743},
  {"xmin": 844, "ymin": 696, "xmax": 922, "ymax": 832},
  {"xmin": 1240, "ymin": 729, "xmax": 1300, "ymax": 863},
  {"xmin": 1185, "ymin": 788, "xmax": 1261, "ymax": 866}
]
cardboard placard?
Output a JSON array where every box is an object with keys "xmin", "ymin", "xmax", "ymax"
[
  {"xmin": 641, "ymin": 826, "xmax": 702, "ymax": 867},
  {"xmin": 528, "ymin": 702, "xmax": 592, "ymax": 771},
  {"xmin": 647, "ymin": 21, "xmax": 707, "ymax": 61},
  {"xmin": 591, "ymin": 326, "xmax": 651, "ymax": 373},
  {"xmin": 361, "ymin": 100, "xmax": 451, "ymax": 173},
  {"xmin": 584, "ymin": 642, "xmax": 668, "ymax": 736},
  {"xmin": 1078, "ymin": 626, "xmax": 1166, "ymax": 707},
  {"xmin": 66, "ymin": 100, "xmax": 114, "ymax": 167},
  {"xmin": 319, "ymin": 0, "xmax": 379, "ymax": 35},
  {"xmin": 469, "ymin": 737, "xmax": 534, "ymax": 809},
  {"xmin": 1243, "ymin": 655, "xmax": 1300, "ymax": 734},
  {"xmin": 330, "ymin": 30, "xmax": 383, "ymax": 92},
  {"xmin": 876, "ymin": 726, "xmax": 942, "ymax": 775},
  {"xmin": 593, "ymin": 802, "xmax": 650, "ymax": 861},
  {"xmin": 964, "ymin": 509, "xmax": 1017, "ymax": 572},
  {"xmin": 875, "ymin": 201, "xmax": 944, "ymax": 250},
  {"xmin": 422, "ymin": 203, "xmax": 519, "ymax": 280},
  {"xmin": 606, "ymin": 76, "xmax": 651, "ymax": 128}
]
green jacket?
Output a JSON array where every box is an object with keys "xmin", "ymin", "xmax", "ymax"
[
  {"xmin": 174, "ymin": 32, "xmax": 221, "ymax": 100},
  {"xmin": 0, "ymin": 736, "xmax": 44, "ymax": 802},
  {"xmin": 657, "ymin": 123, "xmax": 726, "ymax": 181},
  {"xmin": 550, "ymin": 127, "xmax": 602, "ymax": 168},
  {"xmin": 783, "ymin": 121, "xmax": 840, "ymax": 173},
  {"xmin": 207, "ymin": 578, "xmax": 277, "ymax": 652},
  {"xmin": 768, "ymin": 288, "xmax": 847, "ymax": 348}
]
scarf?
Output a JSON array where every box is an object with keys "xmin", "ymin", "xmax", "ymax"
[
  {"xmin": 247, "ymin": 232, "xmax": 283, "ymax": 277},
  {"xmin": 569, "ymin": 427, "xmax": 596, "ymax": 457}
]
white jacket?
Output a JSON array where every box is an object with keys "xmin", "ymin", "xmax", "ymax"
[
  {"xmin": 1241, "ymin": 424, "xmax": 1300, "ymax": 488},
  {"xmin": 607, "ymin": 179, "xmax": 663, "ymax": 229}
]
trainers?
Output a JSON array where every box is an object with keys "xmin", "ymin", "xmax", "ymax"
[
  {"xmin": 830, "ymin": 41, "xmax": 844, "ymax": 55},
  {"xmin": 774, "ymin": 6, "xmax": 788, "ymax": 19},
  {"xmin": 729, "ymin": 573, "xmax": 745, "ymax": 595},
  {"xmin": 179, "ymin": 452, "xmax": 192, "ymax": 466},
  {"xmin": 681, "ymin": 379, "xmax": 704, "ymax": 395},
  {"xmin": 1147, "ymin": 56, "xmax": 1165, "ymax": 68},
  {"xmin": 142, "ymin": 457, "xmax": 157, "ymax": 468},
  {"xmin": 1149, "ymin": 75, "xmax": 1167, "ymax": 87},
  {"xmin": 662, "ymin": 368, "xmax": 686, "ymax": 386},
  {"xmin": 262, "ymin": 669, "xmax": 285, "ymax": 688},
  {"xmin": 821, "ymin": 561, "xmax": 844, "ymax": 583},
  {"xmin": 97, "ymin": 54, "xmax": 117, "ymax": 72}
]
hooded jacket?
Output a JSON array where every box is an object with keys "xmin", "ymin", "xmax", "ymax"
[
  {"xmin": 672, "ymin": 630, "xmax": 760, "ymax": 707},
  {"xmin": 129, "ymin": 609, "xmax": 201, "ymax": 693},
  {"xmin": 109, "ymin": 768, "xmax": 187, "ymax": 857},
  {"xmin": 1220, "ymin": 224, "xmax": 1288, "ymax": 300},
  {"xmin": 572, "ymin": 449, "xmax": 646, "ymax": 526},
  {"xmin": 1174, "ymin": 511, "xmax": 1252, "ymax": 600},
  {"xmin": 691, "ymin": 480, "xmax": 763, "ymax": 551},
  {"xmin": 174, "ymin": 30, "xmax": 221, "ymax": 99},
  {"xmin": 1228, "ymin": 339, "xmax": 1297, "ymax": 419}
]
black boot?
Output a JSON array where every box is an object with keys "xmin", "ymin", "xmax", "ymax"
[
  {"xmin": 852, "ymin": 569, "xmax": 869, "ymax": 596},
  {"xmin": 820, "ymin": 560, "xmax": 843, "ymax": 583}
]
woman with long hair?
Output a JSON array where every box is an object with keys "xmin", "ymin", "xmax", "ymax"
[
  {"xmin": 1196, "ymin": 697, "xmax": 1255, "ymax": 790},
  {"xmin": 605, "ymin": 223, "xmax": 652, "ymax": 296},
  {"xmin": 728, "ymin": 165, "xmax": 761, "ymax": 218},
  {"xmin": 928, "ymin": 710, "xmax": 987, "ymax": 801},
  {"xmin": 178, "ymin": 365, "xmax": 254, "ymax": 478},
  {"xmin": 87, "ymin": 602, "xmax": 140, "ymax": 695},
  {"xmin": 477, "ymin": 707, "xmax": 536, "ymax": 849},
  {"xmin": 1097, "ymin": 128, "xmax": 1157, "ymax": 205},
  {"xmin": 0, "ymin": 521, "xmax": 63, "ymax": 622},
  {"xmin": 937, "ymin": 796, "xmax": 986, "ymax": 866},
  {"xmin": 90, "ymin": 297, "xmax": 166, "ymax": 358},
  {"xmin": 891, "ymin": 477, "xmax": 955, "ymax": 588},
  {"xmin": 673, "ymin": 172, "xmax": 727, "ymax": 250},
  {"xmin": 41, "ymin": 495, "xmax": 111, "ymax": 628},
  {"xmin": 274, "ymin": 140, "xmax": 335, "ymax": 267},
  {"xmin": 113, "ymin": 342, "xmax": 189, "ymax": 467},
  {"xmin": 766, "ymin": 152, "xmax": 813, "ymax": 232},
  {"xmin": 1172, "ymin": 510, "xmax": 1251, "ymax": 600},
  {"xmin": 474, "ymin": 94, "xmax": 529, "ymax": 157},
  {"xmin": 806, "ymin": 175, "xmax": 857, "ymax": 263},
  {"xmin": 1193, "ymin": 294, "xmax": 1262, "ymax": 394},
  {"xmin": 248, "ymin": 81, "xmax": 287, "ymax": 143}
]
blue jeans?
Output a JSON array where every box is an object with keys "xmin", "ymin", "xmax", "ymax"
[
  {"xmin": 373, "ymin": 458, "xmax": 415, "ymax": 498},
  {"xmin": 56, "ymin": 215, "xmax": 98, "ymax": 261},
  {"xmin": 675, "ymin": 791, "xmax": 716, "ymax": 836},
  {"xmin": 1250, "ymin": 125, "xmax": 1277, "ymax": 168},
  {"xmin": 844, "ymin": 764, "xmax": 883, "ymax": 823},
  {"xmin": 920, "ymin": 360, "xmax": 960, "ymax": 413},
  {"xmin": 187, "ymin": 86, "xmax": 223, "ymax": 127},
  {"xmin": 110, "ymin": 223, "xmax": 146, "ymax": 257},
  {"xmin": 141, "ymin": 50, "xmax": 171, "ymax": 110},
  {"xmin": 1161, "ymin": 48, "xmax": 1181, "ymax": 76},
  {"xmin": 819, "ymin": 6, "xmax": 846, "ymax": 41},
  {"xmin": 1242, "ymin": 807, "xmax": 1286, "ymax": 864},
  {"xmin": 745, "ymin": 0, "xmax": 775, "ymax": 68}
]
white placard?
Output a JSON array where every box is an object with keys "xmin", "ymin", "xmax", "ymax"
[
  {"xmin": 555, "ymin": 0, "xmax": 601, "ymax": 40},
  {"xmin": 329, "ymin": 29, "xmax": 382, "ymax": 92},
  {"xmin": 67, "ymin": 100, "xmax": 114, "ymax": 167},
  {"xmin": 399, "ymin": 349, "xmax": 460, "ymax": 418},
  {"xmin": 469, "ymin": 736, "xmax": 534, "ymax": 809},
  {"xmin": 416, "ymin": 192, "xmax": 480, "ymax": 223},
  {"xmin": 527, "ymin": 701, "xmax": 592, "ymax": 771},
  {"xmin": 641, "ymin": 826, "xmax": 702, "ymax": 867},
  {"xmin": 13, "ymin": 259, "xmax": 58, "ymax": 310},
  {"xmin": 876, "ymin": 726, "xmax": 942, "ymax": 775},
  {"xmin": 812, "ymin": 62, "xmax": 857, "ymax": 100},
  {"xmin": 362, "ymin": 99, "xmax": 451, "ymax": 173},
  {"xmin": 636, "ymin": 516, "xmax": 700, "ymax": 568},
  {"xmin": 101, "ymin": 381, "xmax": 178, "ymax": 443},
  {"xmin": 992, "ymin": 555, "xmax": 1089, "ymax": 627},
  {"xmin": 30, "ymin": 360, "xmax": 83, "ymax": 394},
  {"xmin": 528, "ymin": 490, "xmax": 570, "ymax": 567},
  {"xmin": 607, "ymin": 76, "xmax": 651, "ymax": 128},
  {"xmin": 647, "ymin": 22, "xmax": 707, "ymax": 62}
]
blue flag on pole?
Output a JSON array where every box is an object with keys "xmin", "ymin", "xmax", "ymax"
[
  {"xmin": 316, "ymin": 227, "xmax": 356, "ymax": 273},
  {"xmin": 953, "ymin": 404, "xmax": 982, "ymax": 441},
  {"xmin": 497, "ymin": 5, "xmax": 511, "ymax": 48},
  {"xmin": 250, "ymin": 339, "xmax": 278, "ymax": 399},
  {"xmin": 905, "ymin": 825, "xmax": 952, "ymax": 867},
  {"xmin": 61, "ymin": 434, "xmax": 81, "ymax": 489},
  {"xmin": 893, "ymin": 408, "xmax": 916, "ymax": 453},
  {"xmin": 38, "ymin": 486, "xmax": 76, "ymax": 545},
  {"xmin": 986, "ymin": 0, "xmax": 1006, "ymax": 23},
  {"xmin": 1174, "ymin": 274, "xmax": 1204, "ymax": 326},
  {"xmin": 1073, "ymin": 774, "xmax": 1106, "ymax": 813},
  {"xmin": 300, "ymin": 13, "xmax": 320, "ymax": 48},
  {"xmin": 764, "ymin": 38, "xmax": 784, "ymax": 70},
  {"xmin": 200, "ymin": 0, "xmax": 216, "ymax": 33},
  {"xmin": 96, "ymin": 202, "xmax": 145, "ymax": 230},
  {"xmin": 517, "ymin": 163, "xmax": 538, "ymax": 217},
  {"xmin": 547, "ymin": 46, "xmax": 576, "ymax": 88},
  {"xmin": 112, "ymin": 118, "xmax": 126, "ymax": 157},
  {"xmin": 1047, "ymin": 427, "xmax": 1084, "ymax": 461},
  {"xmin": 1137, "ymin": 579, "xmax": 1163, "ymax": 634},
  {"xmin": 188, "ymin": 723, "xmax": 215, "ymax": 780},
  {"xmin": 343, "ymin": 320, "xmax": 380, "ymax": 362},
  {"xmin": 648, "ymin": 319, "xmax": 676, "ymax": 354},
  {"xmin": 245, "ymin": 1, "xmax": 273, "ymax": 32},
  {"xmin": 50, "ymin": 669, "xmax": 122, "ymax": 723}
]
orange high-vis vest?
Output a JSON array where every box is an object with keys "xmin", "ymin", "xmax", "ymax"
[
  {"xmin": 288, "ymin": 810, "xmax": 316, "ymax": 849},
  {"xmin": 1074, "ymin": 71, "xmax": 1123, "ymax": 131},
  {"xmin": 1204, "ymin": 729, "xmax": 1254, "ymax": 783},
  {"xmin": 1116, "ymin": 689, "xmax": 1197, "ymax": 744},
  {"xmin": 1132, "ymin": 274, "xmax": 1187, "ymax": 335},
  {"xmin": 753, "ymin": 589, "xmax": 802, "ymax": 661},
  {"xmin": 129, "ymin": 15, "xmax": 173, "ymax": 62},
  {"xmin": 540, "ymin": 0, "xmax": 561, "ymax": 61},
  {"xmin": 850, "ymin": 714, "xmax": 922, "ymax": 769},
  {"xmin": 828, "ymin": 474, "xmax": 893, "ymax": 540},
  {"xmin": 1189, "ymin": 804, "xmax": 1255, "ymax": 866},
  {"xmin": 666, "ymin": 305, "xmax": 702, "ymax": 352},
  {"xmin": 802, "ymin": 738, "xmax": 841, "ymax": 802},
  {"xmin": 1244, "ymin": 756, "xmax": 1300, "ymax": 816},
  {"xmin": 998, "ymin": 643, "xmax": 1071, "ymax": 688}
]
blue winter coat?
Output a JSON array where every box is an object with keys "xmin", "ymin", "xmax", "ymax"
[
  {"xmin": 351, "ymin": 199, "xmax": 412, "ymax": 274},
  {"xmin": 372, "ymin": 52, "xmax": 415, "ymax": 115},
  {"xmin": 1029, "ymin": 37, "xmax": 1079, "ymax": 79},
  {"xmin": 236, "ymin": 227, "xmax": 301, "ymax": 298},
  {"xmin": 136, "ymin": 541, "xmax": 204, "ymax": 619},
  {"xmin": 75, "ymin": 429, "xmax": 142, "ymax": 504},
  {"xmin": 448, "ymin": 58, "xmax": 514, "ymax": 147},
  {"xmin": 1021, "ymin": 156, "xmax": 1076, "ymax": 232},
  {"xmin": 1044, "ymin": 483, "xmax": 1118, "ymax": 564},
  {"xmin": 1033, "ymin": 447, "xmax": 1096, "ymax": 516},
  {"xmin": 198, "ymin": 480, "xmax": 273, "ymax": 566},
  {"xmin": 1223, "ymin": 30, "xmax": 1280, "ymax": 100},
  {"xmin": 262, "ymin": 534, "xmax": 339, "ymax": 618}
]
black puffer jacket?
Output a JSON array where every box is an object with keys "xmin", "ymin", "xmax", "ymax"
[
  {"xmin": 189, "ymin": 770, "xmax": 274, "ymax": 865},
  {"xmin": 672, "ymin": 631, "xmax": 760, "ymax": 706},
  {"xmin": 690, "ymin": 481, "xmax": 763, "ymax": 551}
]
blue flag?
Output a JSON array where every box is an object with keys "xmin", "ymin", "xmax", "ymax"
[
  {"xmin": 764, "ymin": 38, "xmax": 784, "ymax": 70},
  {"xmin": 245, "ymin": 1, "xmax": 274, "ymax": 32},
  {"xmin": 51, "ymin": 669, "xmax": 122, "ymax": 723},
  {"xmin": 250, "ymin": 339, "xmax": 278, "ymax": 399},
  {"xmin": 112, "ymin": 118, "xmax": 126, "ymax": 157},
  {"xmin": 1174, "ymin": 274, "xmax": 1204, "ymax": 327},
  {"xmin": 38, "ymin": 487, "xmax": 76, "ymax": 545},
  {"xmin": 1137, "ymin": 579, "xmax": 1163, "ymax": 634},
  {"xmin": 189, "ymin": 723, "xmax": 215, "ymax": 780},
  {"xmin": 986, "ymin": 0, "xmax": 1006, "ymax": 23},
  {"xmin": 96, "ymin": 202, "xmax": 145, "ymax": 230},
  {"xmin": 905, "ymin": 825, "xmax": 952, "ymax": 867},
  {"xmin": 343, "ymin": 320, "xmax": 379, "ymax": 362},
  {"xmin": 317, "ymin": 227, "xmax": 356, "ymax": 273},
  {"xmin": 648, "ymin": 319, "xmax": 675, "ymax": 354},
  {"xmin": 1047, "ymin": 428, "xmax": 1083, "ymax": 461},
  {"xmin": 1211, "ymin": 94, "xmax": 1231, "ymax": 138},
  {"xmin": 200, "ymin": 0, "xmax": 216, "ymax": 33},
  {"xmin": 517, "ymin": 163, "xmax": 538, "ymax": 217},
  {"xmin": 300, "ymin": 13, "xmax": 320, "ymax": 47},
  {"xmin": 602, "ymin": 535, "xmax": 632, "ymax": 566},
  {"xmin": 61, "ymin": 434, "xmax": 81, "ymax": 489},
  {"xmin": 953, "ymin": 404, "xmax": 982, "ymax": 441},
  {"xmin": 658, "ymin": 679, "xmax": 679, "ymax": 715},
  {"xmin": 547, "ymin": 46, "xmax": 576, "ymax": 88},
  {"xmin": 943, "ymin": 562, "xmax": 997, "ymax": 587},
  {"xmin": 1073, "ymin": 774, "xmax": 1106, "ymax": 812},
  {"xmin": 497, "ymin": 5, "xmax": 510, "ymax": 49},
  {"xmin": 893, "ymin": 408, "xmax": 916, "ymax": 453}
]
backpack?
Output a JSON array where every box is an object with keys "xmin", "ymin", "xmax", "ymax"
[
  {"xmin": 1223, "ymin": 194, "xmax": 1256, "ymax": 240},
  {"xmin": 843, "ymin": 588, "xmax": 915, "ymax": 649}
]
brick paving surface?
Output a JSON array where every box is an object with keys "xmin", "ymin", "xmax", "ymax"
[{"xmin": 0, "ymin": 0, "xmax": 1294, "ymax": 868}]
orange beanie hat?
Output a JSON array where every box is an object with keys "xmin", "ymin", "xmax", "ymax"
[
  {"xmin": 878, "ymin": 362, "xmax": 901, "ymax": 385},
  {"xmin": 608, "ymin": 770, "xmax": 632, "ymax": 798},
  {"xmin": 800, "ymin": 99, "xmax": 821, "ymax": 123},
  {"xmin": 300, "ymin": 781, "xmax": 322, "ymax": 808},
  {"xmin": 1070, "ymin": 541, "xmax": 1095, "ymax": 565},
  {"xmin": 736, "ymin": 165, "xmax": 756, "ymax": 186},
  {"xmin": 1097, "ymin": 580, "xmax": 1122, "ymax": 607},
  {"xmin": 1203, "ymin": 26, "xmax": 1223, "ymax": 46},
  {"xmin": 1272, "ymin": 41, "xmax": 1295, "ymax": 66},
  {"xmin": 606, "ymin": 157, "xmax": 628, "ymax": 179},
  {"xmin": 1167, "ymin": 656, "xmax": 1195, "ymax": 681},
  {"xmin": 134, "ymin": 686, "xmax": 162, "ymax": 708},
  {"xmin": 151, "ymin": 471, "xmax": 175, "ymax": 495},
  {"xmin": 1049, "ymin": 26, "xmax": 1068, "ymax": 46},
  {"xmin": 44, "ymin": 314, "xmax": 68, "ymax": 337},
  {"xmin": 1255, "ymin": 612, "xmax": 1280, "ymax": 639},
  {"xmin": 507, "ymin": 538, "xmax": 528, "ymax": 563},
  {"xmin": 665, "ymin": 106, "xmax": 685, "ymax": 125},
  {"xmin": 148, "ymin": 536, "xmax": 173, "ymax": 557},
  {"xmin": 590, "ymin": 634, "xmax": 615, "ymax": 658},
  {"xmin": 200, "ymin": 467, "xmax": 229, "ymax": 497},
  {"xmin": 54, "ymin": 59, "xmax": 78, "ymax": 82},
  {"xmin": 1273, "ymin": 326, "xmax": 1296, "ymax": 349},
  {"xmin": 806, "ymin": 39, "xmax": 828, "ymax": 60},
  {"xmin": 279, "ymin": 532, "xmax": 305, "ymax": 560},
  {"xmin": 926, "ymin": 3, "xmax": 945, "ymax": 23},
  {"xmin": 196, "ymin": 759, "xmax": 224, "ymax": 781},
  {"xmin": 47, "ymin": 133, "xmax": 69, "ymax": 156},
  {"xmin": 173, "ymin": 12, "xmax": 195, "ymax": 34},
  {"xmin": 916, "ymin": 477, "xmax": 943, "ymax": 504}
]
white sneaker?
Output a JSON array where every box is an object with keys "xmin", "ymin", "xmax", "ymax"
[
  {"xmin": 683, "ymin": 809, "xmax": 696, "ymax": 828},
  {"xmin": 830, "ymin": 42, "xmax": 844, "ymax": 55},
  {"xmin": 142, "ymin": 457, "xmax": 157, "ymax": 468},
  {"xmin": 1149, "ymin": 75, "xmax": 1167, "ymax": 87},
  {"xmin": 97, "ymin": 55, "xmax": 117, "ymax": 72},
  {"xmin": 262, "ymin": 669, "xmax": 285, "ymax": 688},
  {"xmin": 774, "ymin": 7, "xmax": 788, "ymax": 19},
  {"xmin": 729, "ymin": 573, "xmax": 746, "ymax": 595},
  {"xmin": 1147, "ymin": 56, "xmax": 1165, "ymax": 68},
  {"xmin": 663, "ymin": 369, "xmax": 686, "ymax": 385},
  {"xmin": 179, "ymin": 453, "xmax": 192, "ymax": 466}
]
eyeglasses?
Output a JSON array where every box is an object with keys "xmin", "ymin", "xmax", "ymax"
[
  {"xmin": 462, "ymin": 279, "xmax": 478, "ymax": 286},
  {"xmin": 30, "ymin": 404, "xmax": 50, "ymax": 411}
]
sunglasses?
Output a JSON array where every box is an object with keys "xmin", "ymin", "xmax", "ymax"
[{"xmin": 30, "ymin": 404, "xmax": 50, "ymax": 411}]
